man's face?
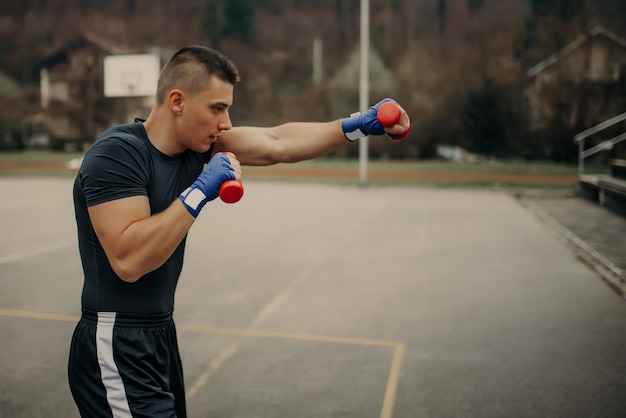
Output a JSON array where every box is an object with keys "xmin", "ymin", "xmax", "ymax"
[{"xmin": 177, "ymin": 75, "xmax": 234, "ymax": 153}]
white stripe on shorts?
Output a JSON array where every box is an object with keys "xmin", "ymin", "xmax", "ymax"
[{"xmin": 96, "ymin": 312, "xmax": 132, "ymax": 418}]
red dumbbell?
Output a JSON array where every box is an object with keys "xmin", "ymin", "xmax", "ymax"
[
  {"xmin": 376, "ymin": 101, "xmax": 410, "ymax": 141},
  {"xmin": 219, "ymin": 153, "xmax": 244, "ymax": 204}
]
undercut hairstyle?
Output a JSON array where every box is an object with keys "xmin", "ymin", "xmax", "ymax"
[{"xmin": 155, "ymin": 45, "xmax": 241, "ymax": 104}]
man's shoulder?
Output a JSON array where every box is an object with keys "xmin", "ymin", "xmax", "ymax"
[
  {"xmin": 80, "ymin": 122, "xmax": 151, "ymax": 172},
  {"xmin": 83, "ymin": 122, "xmax": 150, "ymax": 162},
  {"xmin": 95, "ymin": 121, "xmax": 147, "ymax": 148},
  {"xmin": 78, "ymin": 122, "xmax": 152, "ymax": 189}
]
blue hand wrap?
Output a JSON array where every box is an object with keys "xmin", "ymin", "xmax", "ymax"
[
  {"xmin": 341, "ymin": 98, "xmax": 397, "ymax": 142},
  {"xmin": 179, "ymin": 152, "xmax": 236, "ymax": 218}
]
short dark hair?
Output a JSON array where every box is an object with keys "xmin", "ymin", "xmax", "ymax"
[{"xmin": 156, "ymin": 45, "xmax": 241, "ymax": 104}]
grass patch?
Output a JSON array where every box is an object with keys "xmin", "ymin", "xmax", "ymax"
[
  {"xmin": 268, "ymin": 158, "xmax": 578, "ymax": 177},
  {"xmin": 0, "ymin": 151, "xmax": 579, "ymax": 188},
  {"xmin": 0, "ymin": 150, "xmax": 84, "ymax": 164}
]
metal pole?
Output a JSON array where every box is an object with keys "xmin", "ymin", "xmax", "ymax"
[
  {"xmin": 358, "ymin": 0, "xmax": 370, "ymax": 187},
  {"xmin": 312, "ymin": 36, "xmax": 322, "ymax": 85},
  {"xmin": 578, "ymin": 139, "xmax": 584, "ymax": 176}
]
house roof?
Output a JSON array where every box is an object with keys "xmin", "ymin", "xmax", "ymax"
[
  {"xmin": 38, "ymin": 32, "xmax": 135, "ymax": 70},
  {"xmin": 526, "ymin": 26, "xmax": 626, "ymax": 78}
]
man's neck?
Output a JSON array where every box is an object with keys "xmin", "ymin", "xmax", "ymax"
[{"xmin": 143, "ymin": 108, "xmax": 185, "ymax": 157}]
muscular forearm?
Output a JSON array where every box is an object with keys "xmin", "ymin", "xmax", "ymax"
[
  {"xmin": 97, "ymin": 153, "xmax": 239, "ymax": 283},
  {"xmin": 91, "ymin": 197, "xmax": 195, "ymax": 283},
  {"xmin": 221, "ymin": 120, "xmax": 347, "ymax": 166},
  {"xmin": 118, "ymin": 201, "xmax": 194, "ymax": 282},
  {"xmin": 268, "ymin": 120, "xmax": 347, "ymax": 163},
  {"xmin": 221, "ymin": 99, "xmax": 410, "ymax": 167}
]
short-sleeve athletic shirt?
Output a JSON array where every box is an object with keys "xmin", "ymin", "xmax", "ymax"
[{"xmin": 73, "ymin": 119, "xmax": 212, "ymax": 315}]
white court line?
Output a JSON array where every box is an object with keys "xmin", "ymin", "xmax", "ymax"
[{"xmin": 0, "ymin": 238, "xmax": 75, "ymax": 265}]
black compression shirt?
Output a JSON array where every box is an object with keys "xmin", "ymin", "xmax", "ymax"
[{"xmin": 73, "ymin": 119, "xmax": 211, "ymax": 314}]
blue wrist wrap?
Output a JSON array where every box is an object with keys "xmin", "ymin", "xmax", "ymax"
[
  {"xmin": 179, "ymin": 187, "xmax": 208, "ymax": 218},
  {"xmin": 179, "ymin": 152, "xmax": 235, "ymax": 218},
  {"xmin": 341, "ymin": 98, "xmax": 396, "ymax": 141}
]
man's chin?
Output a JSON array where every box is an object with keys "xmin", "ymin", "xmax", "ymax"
[{"xmin": 192, "ymin": 141, "xmax": 217, "ymax": 154}]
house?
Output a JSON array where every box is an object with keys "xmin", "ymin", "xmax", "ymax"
[
  {"xmin": 328, "ymin": 43, "xmax": 397, "ymax": 118},
  {"xmin": 0, "ymin": 69, "xmax": 26, "ymax": 149},
  {"xmin": 0, "ymin": 68, "xmax": 22, "ymax": 99},
  {"xmin": 524, "ymin": 26, "xmax": 626, "ymax": 133},
  {"xmin": 36, "ymin": 32, "xmax": 147, "ymax": 151}
]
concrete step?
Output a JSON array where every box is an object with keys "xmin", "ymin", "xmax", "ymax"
[
  {"xmin": 578, "ymin": 174, "xmax": 626, "ymax": 216},
  {"xmin": 610, "ymin": 159, "xmax": 626, "ymax": 180},
  {"xmin": 520, "ymin": 194, "xmax": 626, "ymax": 294}
]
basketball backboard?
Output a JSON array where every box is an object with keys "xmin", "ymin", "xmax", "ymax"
[{"xmin": 103, "ymin": 53, "xmax": 161, "ymax": 98}]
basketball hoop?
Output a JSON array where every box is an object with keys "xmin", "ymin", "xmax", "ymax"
[
  {"xmin": 103, "ymin": 54, "xmax": 160, "ymax": 98},
  {"xmin": 120, "ymin": 71, "xmax": 139, "ymax": 96}
]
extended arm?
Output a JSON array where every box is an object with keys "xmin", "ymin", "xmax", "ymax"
[
  {"xmin": 215, "ymin": 120, "xmax": 346, "ymax": 166},
  {"xmin": 214, "ymin": 99, "xmax": 410, "ymax": 166}
]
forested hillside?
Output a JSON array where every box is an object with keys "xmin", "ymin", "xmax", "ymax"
[{"xmin": 1, "ymin": 0, "xmax": 625, "ymax": 159}]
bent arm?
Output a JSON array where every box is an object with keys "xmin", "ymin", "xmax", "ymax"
[{"xmin": 88, "ymin": 196, "xmax": 194, "ymax": 283}]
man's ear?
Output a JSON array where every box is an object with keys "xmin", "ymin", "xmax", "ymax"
[{"xmin": 169, "ymin": 89, "xmax": 184, "ymax": 115}]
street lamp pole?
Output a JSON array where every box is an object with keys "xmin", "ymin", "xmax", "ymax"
[{"xmin": 358, "ymin": 0, "xmax": 370, "ymax": 186}]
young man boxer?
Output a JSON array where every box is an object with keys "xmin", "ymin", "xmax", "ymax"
[{"xmin": 69, "ymin": 45, "xmax": 410, "ymax": 417}]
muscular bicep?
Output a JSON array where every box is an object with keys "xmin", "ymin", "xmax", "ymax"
[
  {"xmin": 88, "ymin": 196, "xmax": 151, "ymax": 267},
  {"xmin": 214, "ymin": 126, "xmax": 279, "ymax": 166},
  {"xmin": 87, "ymin": 194, "xmax": 195, "ymax": 283},
  {"xmin": 214, "ymin": 121, "xmax": 345, "ymax": 166}
]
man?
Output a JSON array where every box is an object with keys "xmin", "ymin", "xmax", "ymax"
[{"xmin": 68, "ymin": 45, "xmax": 410, "ymax": 417}]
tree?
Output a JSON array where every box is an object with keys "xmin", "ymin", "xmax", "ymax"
[
  {"xmin": 531, "ymin": 0, "xmax": 585, "ymax": 21},
  {"xmin": 79, "ymin": 0, "xmax": 107, "ymax": 12},
  {"xmin": 461, "ymin": 80, "xmax": 523, "ymax": 158},
  {"xmin": 222, "ymin": 0, "xmax": 254, "ymax": 43},
  {"xmin": 201, "ymin": 0, "xmax": 254, "ymax": 45},
  {"xmin": 468, "ymin": 0, "xmax": 483, "ymax": 15},
  {"xmin": 438, "ymin": 0, "xmax": 447, "ymax": 37}
]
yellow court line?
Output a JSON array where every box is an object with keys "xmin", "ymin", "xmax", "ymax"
[
  {"xmin": 0, "ymin": 238, "xmax": 75, "ymax": 265},
  {"xmin": 0, "ymin": 308, "xmax": 403, "ymax": 348},
  {"xmin": 381, "ymin": 343, "xmax": 405, "ymax": 418},
  {"xmin": 178, "ymin": 323, "xmax": 402, "ymax": 348},
  {"xmin": 0, "ymin": 308, "xmax": 79, "ymax": 322},
  {"xmin": 185, "ymin": 274, "xmax": 311, "ymax": 400},
  {"xmin": 185, "ymin": 339, "xmax": 244, "ymax": 400},
  {"xmin": 180, "ymin": 324, "xmax": 406, "ymax": 418},
  {"xmin": 0, "ymin": 308, "xmax": 405, "ymax": 417},
  {"xmin": 246, "ymin": 275, "xmax": 307, "ymax": 329}
]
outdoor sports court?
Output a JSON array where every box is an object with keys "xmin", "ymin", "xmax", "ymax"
[{"xmin": 1, "ymin": 178, "xmax": 626, "ymax": 417}]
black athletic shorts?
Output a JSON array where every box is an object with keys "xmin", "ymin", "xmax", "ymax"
[{"xmin": 68, "ymin": 310, "xmax": 186, "ymax": 418}]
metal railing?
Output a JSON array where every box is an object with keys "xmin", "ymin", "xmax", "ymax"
[{"xmin": 574, "ymin": 112, "xmax": 626, "ymax": 175}]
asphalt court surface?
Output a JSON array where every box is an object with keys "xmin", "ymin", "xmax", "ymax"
[{"xmin": 1, "ymin": 178, "xmax": 626, "ymax": 418}]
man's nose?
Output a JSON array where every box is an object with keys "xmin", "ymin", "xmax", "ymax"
[{"xmin": 219, "ymin": 111, "xmax": 232, "ymax": 130}]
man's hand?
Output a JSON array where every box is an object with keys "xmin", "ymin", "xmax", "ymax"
[
  {"xmin": 179, "ymin": 152, "xmax": 240, "ymax": 217},
  {"xmin": 341, "ymin": 98, "xmax": 410, "ymax": 141}
]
